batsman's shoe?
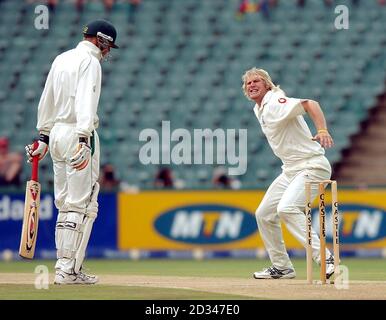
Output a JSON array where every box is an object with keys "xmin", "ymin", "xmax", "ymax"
[
  {"xmin": 54, "ymin": 270, "xmax": 98, "ymax": 285},
  {"xmin": 326, "ymin": 255, "xmax": 335, "ymax": 279},
  {"xmin": 76, "ymin": 271, "xmax": 98, "ymax": 284},
  {"xmin": 253, "ymin": 266, "xmax": 296, "ymax": 279}
]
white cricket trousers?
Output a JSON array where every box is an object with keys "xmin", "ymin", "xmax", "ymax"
[
  {"xmin": 49, "ymin": 123, "xmax": 100, "ymax": 273},
  {"xmin": 255, "ymin": 157, "xmax": 332, "ymax": 270}
]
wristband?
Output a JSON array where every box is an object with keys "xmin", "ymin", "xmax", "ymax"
[
  {"xmin": 79, "ymin": 137, "xmax": 89, "ymax": 144},
  {"xmin": 39, "ymin": 133, "xmax": 49, "ymax": 145},
  {"xmin": 318, "ymin": 129, "xmax": 328, "ymax": 134}
]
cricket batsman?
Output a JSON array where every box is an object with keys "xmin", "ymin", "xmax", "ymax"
[{"xmin": 25, "ymin": 19, "xmax": 119, "ymax": 284}]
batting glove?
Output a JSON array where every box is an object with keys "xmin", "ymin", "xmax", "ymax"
[
  {"xmin": 70, "ymin": 137, "xmax": 91, "ymax": 171},
  {"xmin": 25, "ymin": 133, "xmax": 49, "ymax": 162}
]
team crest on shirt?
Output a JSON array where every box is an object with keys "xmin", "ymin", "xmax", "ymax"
[{"xmin": 278, "ymin": 98, "xmax": 287, "ymax": 103}]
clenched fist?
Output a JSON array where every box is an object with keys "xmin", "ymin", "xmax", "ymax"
[{"xmin": 25, "ymin": 133, "xmax": 49, "ymax": 162}]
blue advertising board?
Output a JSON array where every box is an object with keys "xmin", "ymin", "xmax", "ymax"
[{"xmin": 0, "ymin": 192, "xmax": 117, "ymax": 258}]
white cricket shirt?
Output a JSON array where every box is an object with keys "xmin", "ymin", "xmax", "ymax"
[
  {"xmin": 36, "ymin": 41, "xmax": 102, "ymax": 138},
  {"xmin": 253, "ymin": 89, "xmax": 327, "ymax": 172}
]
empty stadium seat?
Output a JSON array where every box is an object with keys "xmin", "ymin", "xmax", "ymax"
[{"xmin": 0, "ymin": 0, "xmax": 385, "ymax": 190}]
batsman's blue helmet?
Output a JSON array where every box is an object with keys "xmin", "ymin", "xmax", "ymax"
[{"xmin": 83, "ymin": 19, "xmax": 119, "ymax": 48}]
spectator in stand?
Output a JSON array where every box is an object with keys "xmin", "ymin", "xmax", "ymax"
[
  {"xmin": 324, "ymin": 0, "xmax": 333, "ymax": 7},
  {"xmin": 259, "ymin": 0, "xmax": 271, "ymax": 20},
  {"xmin": 236, "ymin": 0, "xmax": 258, "ymax": 19},
  {"xmin": 236, "ymin": 0, "xmax": 278, "ymax": 20},
  {"xmin": 154, "ymin": 167, "xmax": 174, "ymax": 189},
  {"xmin": 128, "ymin": 0, "xmax": 142, "ymax": 25},
  {"xmin": 0, "ymin": 137, "xmax": 23, "ymax": 188},
  {"xmin": 103, "ymin": 0, "xmax": 115, "ymax": 15},
  {"xmin": 99, "ymin": 163, "xmax": 121, "ymax": 191},
  {"xmin": 212, "ymin": 166, "xmax": 241, "ymax": 190},
  {"xmin": 297, "ymin": 0, "xmax": 306, "ymax": 7},
  {"xmin": 269, "ymin": 0, "xmax": 279, "ymax": 8},
  {"xmin": 46, "ymin": 0, "xmax": 58, "ymax": 13},
  {"xmin": 75, "ymin": 0, "xmax": 86, "ymax": 13}
]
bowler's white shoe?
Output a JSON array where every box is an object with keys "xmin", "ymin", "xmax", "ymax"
[
  {"xmin": 253, "ymin": 266, "xmax": 296, "ymax": 279},
  {"xmin": 54, "ymin": 270, "xmax": 98, "ymax": 285}
]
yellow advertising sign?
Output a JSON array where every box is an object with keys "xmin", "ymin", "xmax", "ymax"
[
  {"xmin": 118, "ymin": 190, "xmax": 386, "ymax": 250},
  {"xmin": 119, "ymin": 191, "xmax": 264, "ymax": 250}
]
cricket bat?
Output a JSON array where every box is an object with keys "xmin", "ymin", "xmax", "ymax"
[{"xmin": 19, "ymin": 141, "xmax": 41, "ymax": 259}]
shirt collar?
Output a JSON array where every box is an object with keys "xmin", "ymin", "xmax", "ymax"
[
  {"xmin": 256, "ymin": 90, "xmax": 274, "ymax": 110},
  {"xmin": 77, "ymin": 40, "xmax": 102, "ymax": 61}
]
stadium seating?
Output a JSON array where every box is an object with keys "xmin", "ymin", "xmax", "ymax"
[{"xmin": 0, "ymin": 0, "xmax": 385, "ymax": 190}]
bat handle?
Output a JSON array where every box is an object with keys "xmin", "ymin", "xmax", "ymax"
[{"xmin": 32, "ymin": 141, "xmax": 39, "ymax": 182}]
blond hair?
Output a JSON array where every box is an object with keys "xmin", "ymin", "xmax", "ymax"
[{"xmin": 241, "ymin": 67, "xmax": 283, "ymax": 100}]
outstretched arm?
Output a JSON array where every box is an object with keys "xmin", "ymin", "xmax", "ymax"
[{"xmin": 301, "ymin": 100, "xmax": 334, "ymax": 149}]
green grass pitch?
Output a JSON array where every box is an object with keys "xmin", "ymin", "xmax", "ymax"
[{"xmin": 0, "ymin": 258, "xmax": 385, "ymax": 300}]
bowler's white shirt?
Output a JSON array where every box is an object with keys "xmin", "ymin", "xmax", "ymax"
[
  {"xmin": 36, "ymin": 41, "xmax": 102, "ymax": 137},
  {"xmin": 253, "ymin": 89, "xmax": 327, "ymax": 172}
]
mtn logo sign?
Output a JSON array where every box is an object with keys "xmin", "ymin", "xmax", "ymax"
[
  {"xmin": 311, "ymin": 204, "xmax": 386, "ymax": 244},
  {"xmin": 154, "ymin": 204, "xmax": 257, "ymax": 244}
]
